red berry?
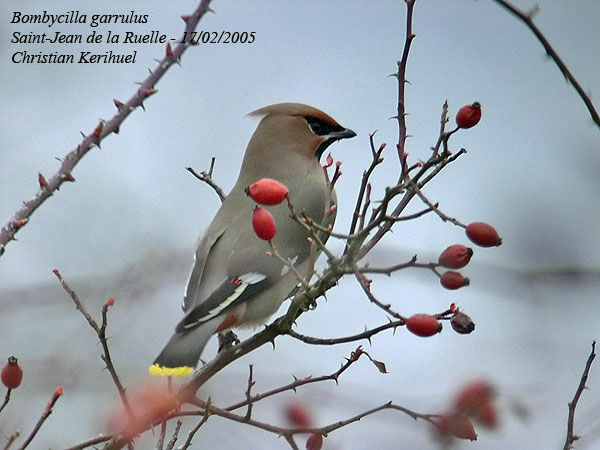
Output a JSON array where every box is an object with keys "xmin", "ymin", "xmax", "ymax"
[
  {"xmin": 1, "ymin": 356, "xmax": 23, "ymax": 389},
  {"xmin": 435, "ymin": 413, "xmax": 478, "ymax": 441},
  {"xmin": 306, "ymin": 433, "xmax": 323, "ymax": 450},
  {"xmin": 285, "ymin": 401, "xmax": 312, "ymax": 427},
  {"xmin": 455, "ymin": 102, "xmax": 481, "ymax": 129},
  {"xmin": 252, "ymin": 207, "xmax": 276, "ymax": 241},
  {"xmin": 246, "ymin": 178, "xmax": 289, "ymax": 205},
  {"xmin": 405, "ymin": 314, "xmax": 442, "ymax": 337},
  {"xmin": 477, "ymin": 401, "xmax": 498, "ymax": 428},
  {"xmin": 106, "ymin": 297, "xmax": 115, "ymax": 306},
  {"xmin": 440, "ymin": 271, "xmax": 470, "ymax": 290},
  {"xmin": 454, "ymin": 379, "xmax": 494, "ymax": 415},
  {"xmin": 466, "ymin": 222, "xmax": 502, "ymax": 247},
  {"xmin": 439, "ymin": 245, "xmax": 473, "ymax": 269}
]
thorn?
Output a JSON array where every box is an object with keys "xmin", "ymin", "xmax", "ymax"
[
  {"xmin": 12, "ymin": 218, "xmax": 29, "ymax": 230},
  {"xmin": 181, "ymin": 15, "xmax": 191, "ymax": 22},
  {"xmin": 144, "ymin": 88, "xmax": 157, "ymax": 98},
  {"xmin": 166, "ymin": 43, "xmax": 174, "ymax": 58},
  {"xmin": 148, "ymin": 67, "xmax": 153, "ymax": 74},
  {"xmin": 140, "ymin": 103, "xmax": 146, "ymax": 112},
  {"xmin": 62, "ymin": 172, "xmax": 76, "ymax": 182},
  {"xmin": 92, "ymin": 121, "xmax": 104, "ymax": 141},
  {"xmin": 79, "ymin": 131, "xmax": 86, "ymax": 138},
  {"xmin": 38, "ymin": 173, "xmax": 48, "ymax": 188},
  {"xmin": 113, "ymin": 99, "xmax": 124, "ymax": 109},
  {"xmin": 526, "ymin": 4, "xmax": 540, "ymax": 18},
  {"xmin": 134, "ymin": 81, "xmax": 143, "ymax": 86}
]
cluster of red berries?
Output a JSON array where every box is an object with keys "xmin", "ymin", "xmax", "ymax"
[
  {"xmin": 405, "ymin": 219, "xmax": 500, "ymax": 338},
  {"xmin": 434, "ymin": 379, "xmax": 499, "ymax": 442},
  {"xmin": 284, "ymin": 401, "xmax": 323, "ymax": 450},
  {"xmin": 246, "ymin": 178, "xmax": 289, "ymax": 241}
]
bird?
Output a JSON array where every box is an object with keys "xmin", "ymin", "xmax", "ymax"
[{"xmin": 150, "ymin": 103, "xmax": 356, "ymax": 376}]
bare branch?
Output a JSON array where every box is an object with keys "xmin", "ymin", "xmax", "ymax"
[
  {"xmin": 413, "ymin": 188, "xmax": 466, "ymax": 228},
  {"xmin": 226, "ymin": 349, "xmax": 361, "ymax": 412},
  {"xmin": 492, "ymin": 0, "xmax": 600, "ymax": 129},
  {"xmin": 0, "ymin": 388, "xmax": 12, "ymax": 415},
  {"xmin": 287, "ymin": 321, "xmax": 402, "ymax": 346},
  {"xmin": 2, "ymin": 430, "xmax": 20, "ymax": 450},
  {"xmin": 18, "ymin": 388, "xmax": 63, "ymax": 450},
  {"xmin": 563, "ymin": 341, "xmax": 597, "ymax": 450},
  {"xmin": 352, "ymin": 264, "xmax": 405, "ymax": 320},
  {"xmin": 186, "ymin": 157, "xmax": 226, "ymax": 203},
  {"xmin": 165, "ymin": 420, "xmax": 182, "ymax": 450},
  {"xmin": 53, "ymin": 270, "xmax": 133, "ymax": 419}
]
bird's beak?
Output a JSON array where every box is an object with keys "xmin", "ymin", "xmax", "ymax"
[{"xmin": 331, "ymin": 128, "xmax": 356, "ymax": 141}]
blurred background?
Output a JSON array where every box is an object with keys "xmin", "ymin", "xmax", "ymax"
[{"xmin": 1, "ymin": 0, "xmax": 599, "ymax": 448}]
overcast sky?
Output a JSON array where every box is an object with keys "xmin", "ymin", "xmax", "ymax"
[{"xmin": 1, "ymin": 1, "xmax": 599, "ymax": 449}]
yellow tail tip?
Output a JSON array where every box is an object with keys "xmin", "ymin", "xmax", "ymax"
[{"xmin": 149, "ymin": 364, "xmax": 194, "ymax": 377}]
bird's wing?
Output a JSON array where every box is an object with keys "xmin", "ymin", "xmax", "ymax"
[
  {"xmin": 183, "ymin": 225, "xmax": 227, "ymax": 312},
  {"xmin": 176, "ymin": 273, "xmax": 270, "ymax": 332}
]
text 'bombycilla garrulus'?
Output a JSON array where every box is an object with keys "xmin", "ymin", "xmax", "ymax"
[{"xmin": 150, "ymin": 103, "xmax": 356, "ymax": 376}]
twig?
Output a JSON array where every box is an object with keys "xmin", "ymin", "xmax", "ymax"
[
  {"xmin": 179, "ymin": 398, "xmax": 212, "ymax": 450},
  {"xmin": 563, "ymin": 341, "xmax": 597, "ymax": 450},
  {"xmin": 165, "ymin": 420, "xmax": 182, "ymax": 450},
  {"xmin": 394, "ymin": 0, "xmax": 417, "ymax": 178},
  {"xmin": 226, "ymin": 349, "xmax": 361, "ymax": 412},
  {"xmin": 243, "ymin": 365, "xmax": 255, "ymax": 421},
  {"xmin": 0, "ymin": 0, "xmax": 215, "ymax": 258},
  {"xmin": 64, "ymin": 435, "xmax": 113, "ymax": 450},
  {"xmin": 268, "ymin": 243, "xmax": 311, "ymax": 290},
  {"xmin": 52, "ymin": 269, "xmax": 134, "ymax": 419},
  {"xmin": 2, "ymin": 430, "xmax": 20, "ymax": 450},
  {"xmin": 17, "ymin": 387, "xmax": 63, "ymax": 450},
  {"xmin": 348, "ymin": 132, "xmax": 385, "ymax": 236},
  {"xmin": 156, "ymin": 419, "xmax": 167, "ymax": 450},
  {"xmin": 352, "ymin": 255, "xmax": 440, "ymax": 277},
  {"xmin": 492, "ymin": 0, "xmax": 600, "ymax": 129},
  {"xmin": 358, "ymin": 183, "xmax": 372, "ymax": 232},
  {"xmin": 0, "ymin": 389, "xmax": 11, "ymax": 415},
  {"xmin": 287, "ymin": 321, "xmax": 402, "ymax": 346},
  {"xmin": 413, "ymin": 188, "xmax": 466, "ymax": 228},
  {"xmin": 186, "ymin": 157, "xmax": 226, "ymax": 203},
  {"xmin": 198, "ymin": 396, "xmax": 435, "ymax": 442},
  {"xmin": 352, "ymin": 264, "xmax": 404, "ymax": 320}
]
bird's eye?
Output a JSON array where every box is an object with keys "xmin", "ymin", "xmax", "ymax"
[{"xmin": 305, "ymin": 116, "xmax": 325, "ymax": 135}]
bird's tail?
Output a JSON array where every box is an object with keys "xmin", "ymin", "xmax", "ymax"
[{"xmin": 149, "ymin": 322, "xmax": 218, "ymax": 377}]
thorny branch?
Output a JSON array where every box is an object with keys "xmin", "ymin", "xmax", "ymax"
[
  {"xmin": 0, "ymin": 0, "xmax": 214, "ymax": 258},
  {"xmin": 563, "ymin": 341, "xmax": 597, "ymax": 450}
]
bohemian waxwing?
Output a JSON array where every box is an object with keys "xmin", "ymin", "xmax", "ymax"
[{"xmin": 150, "ymin": 103, "xmax": 356, "ymax": 376}]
